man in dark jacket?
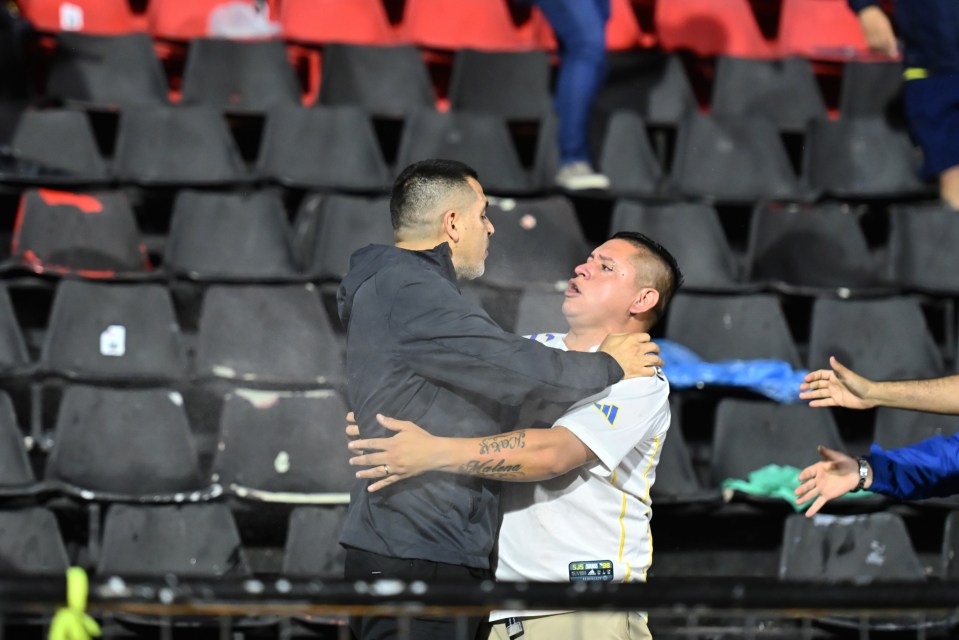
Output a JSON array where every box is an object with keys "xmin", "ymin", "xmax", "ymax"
[
  {"xmin": 848, "ymin": 0, "xmax": 959, "ymax": 207},
  {"xmin": 337, "ymin": 159, "xmax": 656, "ymax": 640}
]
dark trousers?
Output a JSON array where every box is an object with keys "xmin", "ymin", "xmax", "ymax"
[{"xmin": 345, "ymin": 547, "xmax": 492, "ymax": 640}]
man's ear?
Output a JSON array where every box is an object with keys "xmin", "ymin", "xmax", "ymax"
[
  {"xmin": 442, "ymin": 209, "xmax": 459, "ymax": 244},
  {"xmin": 630, "ymin": 288, "xmax": 660, "ymax": 316}
]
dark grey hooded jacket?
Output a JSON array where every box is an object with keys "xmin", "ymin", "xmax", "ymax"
[{"xmin": 337, "ymin": 242, "xmax": 623, "ymax": 569}]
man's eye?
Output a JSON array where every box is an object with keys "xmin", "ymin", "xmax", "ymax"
[{"xmin": 602, "ymin": 264, "xmax": 613, "ymax": 271}]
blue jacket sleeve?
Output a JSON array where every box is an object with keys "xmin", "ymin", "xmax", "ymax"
[
  {"xmin": 866, "ymin": 434, "xmax": 959, "ymax": 500},
  {"xmin": 391, "ymin": 278, "xmax": 623, "ymax": 405}
]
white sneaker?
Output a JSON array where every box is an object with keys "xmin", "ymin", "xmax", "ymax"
[{"xmin": 555, "ymin": 161, "xmax": 610, "ymax": 191}]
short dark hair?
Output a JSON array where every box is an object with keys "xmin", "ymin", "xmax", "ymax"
[
  {"xmin": 611, "ymin": 231, "xmax": 684, "ymax": 321},
  {"xmin": 390, "ymin": 159, "xmax": 479, "ymax": 233}
]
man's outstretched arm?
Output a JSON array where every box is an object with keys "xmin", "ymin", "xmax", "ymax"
[
  {"xmin": 801, "ymin": 356, "xmax": 959, "ymax": 415},
  {"xmin": 347, "ymin": 414, "xmax": 596, "ymax": 493}
]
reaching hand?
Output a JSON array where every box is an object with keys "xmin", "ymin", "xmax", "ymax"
[
  {"xmin": 795, "ymin": 445, "xmax": 862, "ymax": 517},
  {"xmin": 598, "ymin": 332, "xmax": 664, "ymax": 379},
  {"xmin": 799, "ymin": 356, "xmax": 875, "ymax": 409},
  {"xmin": 348, "ymin": 414, "xmax": 439, "ymax": 492}
]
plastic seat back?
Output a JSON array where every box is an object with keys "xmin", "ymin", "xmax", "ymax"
[
  {"xmin": 594, "ymin": 50, "xmax": 697, "ymax": 127},
  {"xmin": 807, "ymin": 297, "xmax": 944, "ymax": 380},
  {"xmin": 212, "ymin": 389, "xmax": 354, "ymax": 499},
  {"xmin": 401, "ymin": 0, "xmax": 535, "ymax": 51},
  {"xmin": 318, "ymin": 44, "xmax": 435, "ymax": 118},
  {"xmin": 655, "ymin": 0, "xmax": 775, "ymax": 58},
  {"xmin": 40, "ymin": 280, "xmax": 187, "ymax": 382},
  {"xmin": 671, "ymin": 113, "xmax": 807, "ymax": 203},
  {"xmin": 113, "ymin": 106, "xmax": 248, "ymax": 186},
  {"xmin": 165, "ymin": 190, "xmax": 300, "ymax": 281},
  {"xmin": 256, "ymin": 105, "xmax": 391, "ymax": 191},
  {"xmin": 482, "ymin": 196, "xmax": 588, "ymax": 290},
  {"xmin": 194, "ymin": 285, "xmax": 343, "ymax": 387},
  {"xmin": 802, "ymin": 116, "xmax": 929, "ymax": 199},
  {"xmin": 97, "ymin": 503, "xmax": 249, "ymax": 577},
  {"xmin": 3, "ymin": 108, "xmax": 110, "ymax": 186},
  {"xmin": 665, "ymin": 293, "xmax": 802, "ymax": 367},
  {"xmin": 711, "ymin": 56, "xmax": 826, "ymax": 132},
  {"xmin": 180, "ymin": 38, "xmax": 300, "ymax": 113},
  {"xmin": 597, "ymin": 110, "xmax": 664, "ymax": 197},
  {"xmin": 47, "ymin": 33, "xmax": 169, "ymax": 109},
  {"xmin": 888, "ymin": 202, "xmax": 959, "ymax": 294},
  {"xmin": 11, "ymin": 189, "xmax": 149, "ymax": 278},
  {"xmin": 0, "ymin": 508, "xmax": 69, "ymax": 574},
  {"xmin": 297, "ymin": 194, "xmax": 394, "ymax": 282},
  {"xmin": 18, "ymin": 0, "xmax": 144, "ymax": 34},
  {"xmin": 395, "ymin": 109, "xmax": 530, "ymax": 194},
  {"xmin": 282, "ymin": 506, "xmax": 347, "ymax": 579},
  {"xmin": 280, "ymin": 0, "xmax": 395, "ymax": 45},
  {"xmin": 780, "ymin": 512, "xmax": 924, "ymax": 581},
  {"xmin": 712, "ymin": 399, "xmax": 844, "ymax": 486},
  {"xmin": 44, "ymin": 386, "xmax": 206, "ymax": 499},
  {"xmin": 777, "ymin": 0, "xmax": 874, "ymax": 60},
  {"xmin": 745, "ymin": 201, "xmax": 883, "ymax": 294},
  {"xmin": 448, "ymin": 49, "xmax": 552, "ymax": 120}
]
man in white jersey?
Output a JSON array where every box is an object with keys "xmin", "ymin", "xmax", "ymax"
[{"xmin": 348, "ymin": 231, "xmax": 682, "ymax": 640}]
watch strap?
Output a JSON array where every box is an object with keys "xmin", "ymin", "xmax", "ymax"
[{"xmin": 853, "ymin": 456, "xmax": 868, "ymax": 492}]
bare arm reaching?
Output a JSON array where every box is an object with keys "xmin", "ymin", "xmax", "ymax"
[
  {"xmin": 348, "ymin": 414, "xmax": 596, "ymax": 493},
  {"xmin": 801, "ymin": 356, "xmax": 959, "ymax": 414}
]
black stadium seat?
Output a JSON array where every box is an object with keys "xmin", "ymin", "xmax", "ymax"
[
  {"xmin": 193, "ymin": 285, "xmax": 343, "ymax": 388},
  {"xmin": 165, "ymin": 190, "xmax": 302, "ymax": 282},
  {"xmin": 180, "ymin": 38, "xmax": 301, "ymax": 114},
  {"xmin": 9, "ymin": 189, "xmax": 150, "ymax": 278},
  {"xmin": 40, "ymin": 280, "xmax": 188, "ymax": 383},
  {"xmin": 318, "ymin": 44, "xmax": 435, "ymax": 118},
  {"xmin": 113, "ymin": 106, "xmax": 248, "ymax": 186},
  {"xmin": 256, "ymin": 105, "xmax": 392, "ymax": 192},
  {"xmin": 46, "ymin": 33, "xmax": 170, "ymax": 110}
]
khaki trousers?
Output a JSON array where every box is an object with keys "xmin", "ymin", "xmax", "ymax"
[{"xmin": 485, "ymin": 611, "xmax": 652, "ymax": 640}]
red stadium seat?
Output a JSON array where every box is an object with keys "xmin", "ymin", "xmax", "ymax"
[
  {"xmin": 148, "ymin": 0, "xmax": 278, "ymax": 40},
  {"xmin": 655, "ymin": 0, "xmax": 776, "ymax": 58},
  {"xmin": 400, "ymin": 0, "xmax": 536, "ymax": 51},
  {"xmin": 17, "ymin": 0, "xmax": 145, "ymax": 34},
  {"xmin": 534, "ymin": 0, "xmax": 655, "ymax": 51},
  {"xmin": 280, "ymin": 0, "xmax": 396, "ymax": 45},
  {"xmin": 777, "ymin": 0, "xmax": 882, "ymax": 60}
]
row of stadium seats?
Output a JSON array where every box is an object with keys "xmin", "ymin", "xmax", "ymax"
[
  {"xmin": 0, "ymin": 279, "xmax": 951, "ymax": 392},
  {"xmin": 18, "ymin": 0, "xmax": 879, "ymax": 61},
  {"xmin": 0, "ymin": 380, "xmax": 956, "ymax": 517},
  {"xmin": 6, "ymin": 189, "xmax": 959, "ymax": 296},
  {"xmin": 35, "ymin": 35, "xmax": 901, "ymax": 116},
  {"xmin": 2, "ymin": 496, "xmax": 957, "ymax": 586},
  {"xmin": 0, "ymin": 104, "xmax": 927, "ymax": 200}
]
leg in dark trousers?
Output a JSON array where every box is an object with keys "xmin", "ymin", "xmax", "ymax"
[{"xmin": 345, "ymin": 547, "xmax": 492, "ymax": 640}]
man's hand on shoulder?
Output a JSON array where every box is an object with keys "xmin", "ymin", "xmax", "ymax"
[{"xmin": 599, "ymin": 332, "xmax": 663, "ymax": 379}]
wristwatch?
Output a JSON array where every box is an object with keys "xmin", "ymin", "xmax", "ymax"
[{"xmin": 853, "ymin": 457, "xmax": 869, "ymax": 492}]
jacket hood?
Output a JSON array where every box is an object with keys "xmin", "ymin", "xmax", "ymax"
[{"xmin": 338, "ymin": 243, "xmax": 456, "ymax": 326}]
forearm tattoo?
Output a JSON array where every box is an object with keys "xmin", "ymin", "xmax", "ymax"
[
  {"xmin": 459, "ymin": 459, "xmax": 525, "ymax": 479},
  {"xmin": 463, "ymin": 432, "xmax": 528, "ymax": 478},
  {"xmin": 478, "ymin": 431, "xmax": 527, "ymax": 455}
]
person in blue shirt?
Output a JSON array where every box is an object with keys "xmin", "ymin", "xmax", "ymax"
[
  {"xmin": 795, "ymin": 356, "xmax": 959, "ymax": 515},
  {"xmin": 848, "ymin": 0, "xmax": 959, "ymax": 208}
]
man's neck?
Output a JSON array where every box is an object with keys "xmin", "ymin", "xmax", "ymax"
[{"xmin": 563, "ymin": 328, "xmax": 612, "ymax": 352}]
